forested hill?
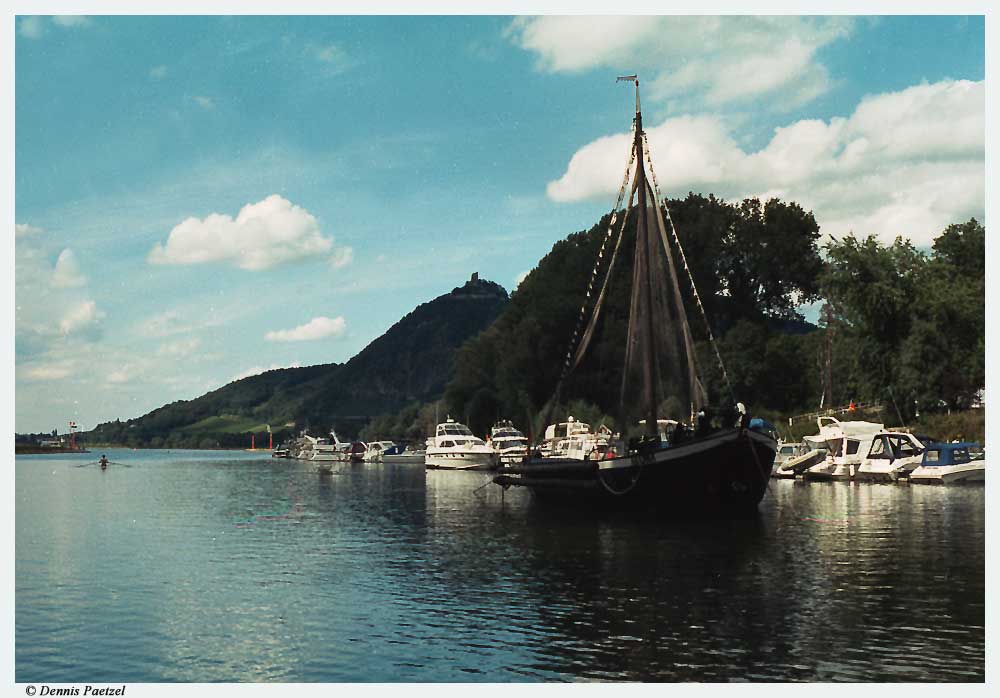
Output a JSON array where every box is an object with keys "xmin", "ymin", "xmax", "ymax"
[{"xmin": 86, "ymin": 275, "xmax": 509, "ymax": 448}]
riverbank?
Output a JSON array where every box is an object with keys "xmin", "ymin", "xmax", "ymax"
[{"xmin": 14, "ymin": 445, "xmax": 90, "ymax": 455}]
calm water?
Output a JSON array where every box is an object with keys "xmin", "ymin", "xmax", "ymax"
[{"xmin": 16, "ymin": 449, "xmax": 984, "ymax": 682}]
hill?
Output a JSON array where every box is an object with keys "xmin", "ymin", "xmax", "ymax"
[{"xmin": 86, "ymin": 274, "xmax": 509, "ymax": 448}]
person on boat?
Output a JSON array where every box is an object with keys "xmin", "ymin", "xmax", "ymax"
[{"xmin": 99, "ymin": 454, "xmax": 108, "ymax": 469}]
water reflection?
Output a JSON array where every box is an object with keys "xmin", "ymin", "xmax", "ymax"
[{"xmin": 16, "ymin": 453, "xmax": 983, "ymax": 682}]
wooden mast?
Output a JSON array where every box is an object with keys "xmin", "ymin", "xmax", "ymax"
[{"xmin": 624, "ymin": 76, "xmax": 659, "ymax": 439}]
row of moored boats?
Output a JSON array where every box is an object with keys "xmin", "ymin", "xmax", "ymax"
[
  {"xmin": 272, "ymin": 415, "xmax": 618, "ymax": 471},
  {"xmin": 772, "ymin": 416, "xmax": 985, "ymax": 484}
]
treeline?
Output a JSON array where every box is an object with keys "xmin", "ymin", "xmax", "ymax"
[
  {"xmin": 363, "ymin": 195, "xmax": 983, "ymax": 441},
  {"xmin": 86, "ymin": 419, "xmax": 300, "ymax": 450}
]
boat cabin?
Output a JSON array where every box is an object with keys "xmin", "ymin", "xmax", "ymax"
[
  {"xmin": 437, "ymin": 419, "xmax": 474, "ymax": 438},
  {"xmin": 866, "ymin": 432, "xmax": 924, "ymax": 462},
  {"xmin": 920, "ymin": 442, "xmax": 983, "ymax": 467},
  {"xmin": 543, "ymin": 417, "xmax": 593, "ymax": 441}
]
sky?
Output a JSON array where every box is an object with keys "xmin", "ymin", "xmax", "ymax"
[{"xmin": 12, "ymin": 13, "xmax": 986, "ymax": 433}]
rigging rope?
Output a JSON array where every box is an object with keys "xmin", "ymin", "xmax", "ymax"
[
  {"xmin": 554, "ymin": 127, "xmax": 637, "ymax": 387},
  {"xmin": 642, "ymin": 132, "xmax": 736, "ymax": 403}
]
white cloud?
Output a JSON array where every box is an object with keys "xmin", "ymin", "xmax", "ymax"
[
  {"xmin": 52, "ymin": 249, "xmax": 87, "ymax": 288},
  {"xmin": 108, "ymin": 367, "xmax": 132, "ymax": 384},
  {"xmin": 16, "ymin": 235, "xmax": 103, "ymax": 349},
  {"xmin": 156, "ymin": 337, "xmax": 202, "ymax": 357},
  {"xmin": 23, "ymin": 362, "xmax": 75, "ymax": 381},
  {"xmin": 514, "ymin": 270, "xmax": 530, "ymax": 288},
  {"xmin": 546, "ymin": 79, "xmax": 984, "ymax": 246},
  {"xmin": 137, "ymin": 309, "xmax": 222, "ymax": 338},
  {"xmin": 148, "ymin": 194, "xmax": 334, "ymax": 270},
  {"xmin": 308, "ymin": 43, "xmax": 355, "ymax": 75},
  {"xmin": 16, "ymin": 223, "xmax": 43, "ymax": 237},
  {"xmin": 265, "ymin": 316, "xmax": 346, "ymax": 342},
  {"xmin": 150, "ymin": 65, "xmax": 168, "ymax": 79},
  {"xmin": 19, "ymin": 15, "xmax": 91, "ymax": 38},
  {"xmin": 59, "ymin": 300, "xmax": 104, "ymax": 335},
  {"xmin": 52, "ymin": 15, "xmax": 89, "ymax": 28},
  {"xmin": 329, "ymin": 246, "xmax": 354, "ymax": 269},
  {"xmin": 507, "ymin": 16, "xmax": 853, "ymax": 110},
  {"xmin": 192, "ymin": 95, "xmax": 215, "ymax": 110},
  {"xmin": 18, "ymin": 16, "xmax": 44, "ymax": 39}
]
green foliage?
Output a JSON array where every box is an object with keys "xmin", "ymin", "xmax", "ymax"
[
  {"xmin": 821, "ymin": 219, "xmax": 984, "ymax": 419},
  {"xmin": 912, "ymin": 408, "xmax": 985, "ymax": 444}
]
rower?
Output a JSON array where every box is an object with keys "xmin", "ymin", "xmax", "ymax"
[{"xmin": 99, "ymin": 454, "xmax": 109, "ymax": 470}]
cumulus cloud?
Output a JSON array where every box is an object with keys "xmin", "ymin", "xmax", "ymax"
[
  {"xmin": 507, "ymin": 16, "xmax": 853, "ymax": 110},
  {"xmin": 18, "ymin": 16, "xmax": 45, "ymax": 38},
  {"xmin": 329, "ymin": 246, "xmax": 354, "ymax": 269},
  {"xmin": 148, "ymin": 194, "xmax": 334, "ymax": 270},
  {"xmin": 192, "ymin": 95, "xmax": 215, "ymax": 109},
  {"xmin": 52, "ymin": 249, "xmax": 87, "ymax": 287},
  {"xmin": 52, "ymin": 15, "xmax": 89, "ymax": 27},
  {"xmin": 150, "ymin": 65, "xmax": 168, "ymax": 79},
  {"xmin": 265, "ymin": 316, "xmax": 346, "ymax": 342},
  {"xmin": 546, "ymin": 79, "xmax": 984, "ymax": 246},
  {"xmin": 16, "ymin": 234, "xmax": 104, "ymax": 349},
  {"xmin": 16, "ymin": 223, "xmax": 43, "ymax": 237},
  {"xmin": 19, "ymin": 15, "xmax": 91, "ymax": 38},
  {"xmin": 59, "ymin": 300, "xmax": 104, "ymax": 335},
  {"xmin": 23, "ymin": 362, "xmax": 75, "ymax": 381}
]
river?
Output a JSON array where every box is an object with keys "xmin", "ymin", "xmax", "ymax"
[{"xmin": 15, "ymin": 449, "xmax": 984, "ymax": 682}]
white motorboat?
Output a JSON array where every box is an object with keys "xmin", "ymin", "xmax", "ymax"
[
  {"xmin": 775, "ymin": 441, "xmax": 804, "ymax": 467},
  {"xmin": 489, "ymin": 420, "xmax": 529, "ymax": 465},
  {"xmin": 908, "ymin": 442, "xmax": 985, "ymax": 484},
  {"xmin": 382, "ymin": 443, "xmax": 426, "ymax": 464},
  {"xmin": 537, "ymin": 416, "xmax": 611, "ymax": 460},
  {"xmin": 425, "ymin": 418, "xmax": 497, "ymax": 470},
  {"xmin": 803, "ymin": 417, "xmax": 884, "ymax": 481},
  {"xmin": 363, "ymin": 440, "xmax": 396, "ymax": 462},
  {"xmin": 855, "ymin": 431, "xmax": 925, "ymax": 482},
  {"xmin": 294, "ymin": 429, "xmax": 350, "ymax": 462}
]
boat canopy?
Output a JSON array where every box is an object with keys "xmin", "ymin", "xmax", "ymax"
[{"xmin": 920, "ymin": 442, "xmax": 983, "ymax": 467}]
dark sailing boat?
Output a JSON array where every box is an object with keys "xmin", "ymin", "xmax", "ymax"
[{"xmin": 493, "ymin": 76, "xmax": 776, "ymax": 516}]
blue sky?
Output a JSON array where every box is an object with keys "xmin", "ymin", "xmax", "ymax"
[{"xmin": 14, "ymin": 14, "xmax": 985, "ymax": 433}]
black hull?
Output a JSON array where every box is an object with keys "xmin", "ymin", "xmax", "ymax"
[{"xmin": 494, "ymin": 428, "xmax": 775, "ymax": 518}]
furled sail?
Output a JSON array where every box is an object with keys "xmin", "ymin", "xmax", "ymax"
[{"xmin": 563, "ymin": 77, "xmax": 708, "ymax": 436}]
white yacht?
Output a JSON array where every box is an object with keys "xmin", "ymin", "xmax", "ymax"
[
  {"xmin": 489, "ymin": 421, "xmax": 529, "ymax": 465},
  {"xmin": 909, "ymin": 442, "xmax": 985, "ymax": 484},
  {"xmin": 425, "ymin": 418, "xmax": 497, "ymax": 470},
  {"xmin": 775, "ymin": 441, "xmax": 805, "ymax": 467},
  {"xmin": 855, "ymin": 431, "xmax": 925, "ymax": 482},
  {"xmin": 303, "ymin": 429, "xmax": 350, "ymax": 462},
  {"xmin": 773, "ymin": 431, "xmax": 828, "ymax": 478},
  {"xmin": 538, "ymin": 416, "xmax": 611, "ymax": 460},
  {"xmin": 363, "ymin": 441, "xmax": 396, "ymax": 462},
  {"xmin": 803, "ymin": 417, "xmax": 884, "ymax": 481}
]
